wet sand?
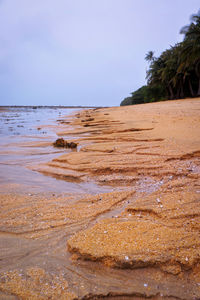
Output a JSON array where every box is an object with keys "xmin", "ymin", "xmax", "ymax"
[{"xmin": 0, "ymin": 99, "xmax": 200, "ymax": 299}]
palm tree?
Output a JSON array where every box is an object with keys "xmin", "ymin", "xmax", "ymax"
[
  {"xmin": 142, "ymin": 10, "xmax": 200, "ymax": 104},
  {"xmin": 145, "ymin": 51, "xmax": 155, "ymax": 63},
  {"xmin": 177, "ymin": 49, "xmax": 195, "ymax": 97},
  {"xmin": 180, "ymin": 10, "xmax": 200, "ymax": 96},
  {"xmin": 160, "ymin": 46, "xmax": 180, "ymax": 99}
]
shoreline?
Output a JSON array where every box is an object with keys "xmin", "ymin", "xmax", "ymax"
[
  {"xmin": 0, "ymin": 105, "xmax": 108, "ymax": 109},
  {"xmin": 0, "ymin": 98, "xmax": 200, "ymax": 299}
]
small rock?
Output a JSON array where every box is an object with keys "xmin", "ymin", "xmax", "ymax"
[
  {"xmin": 53, "ymin": 138, "xmax": 65, "ymax": 147},
  {"xmin": 67, "ymin": 142, "xmax": 77, "ymax": 149},
  {"xmin": 53, "ymin": 138, "xmax": 77, "ymax": 149}
]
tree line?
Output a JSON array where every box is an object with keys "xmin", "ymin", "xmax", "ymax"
[{"xmin": 120, "ymin": 10, "xmax": 200, "ymax": 106}]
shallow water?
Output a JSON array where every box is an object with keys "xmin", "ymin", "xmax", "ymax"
[{"xmin": 0, "ymin": 107, "xmax": 111, "ymax": 194}]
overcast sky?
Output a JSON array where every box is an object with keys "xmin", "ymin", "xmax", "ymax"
[{"xmin": 0, "ymin": 0, "xmax": 199, "ymax": 106}]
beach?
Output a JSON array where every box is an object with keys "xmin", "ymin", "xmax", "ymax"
[{"xmin": 0, "ymin": 98, "xmax": 200, "ymax": 299}]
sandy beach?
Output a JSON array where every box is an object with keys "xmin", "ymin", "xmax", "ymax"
[{"xmin": 0, "ymin": 98, "xmax": 200, "ymax": 299}]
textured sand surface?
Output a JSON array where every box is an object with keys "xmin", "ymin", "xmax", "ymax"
[{"xmin": 0, "ymin": 98, "xmax": 200, "ymax": 299}]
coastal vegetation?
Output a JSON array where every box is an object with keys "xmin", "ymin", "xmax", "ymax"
[{"xmin": 121, "ymin": 10, "xmax": 200, "ymax": 106}]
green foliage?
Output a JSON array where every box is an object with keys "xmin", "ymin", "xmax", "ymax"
[
  {"xmin": 120, "ymin": 85, "xmax": 166, "ymax": 106},
  {"xmin": 121, "ymin": 10, "xmax": 200, "ymax": 106},
  {"xmin": 120, "ymin": 97, "xmax": 133, "ymax": 106}
]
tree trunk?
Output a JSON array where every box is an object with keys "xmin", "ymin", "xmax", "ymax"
[
  {"xmin": 166, "ymin": 87, "xmax": 170, "ymax": 99},
  {"xmin": 195, "ymin": 59, "xmax": 200, "ymax": 78},
  {"xmin": 188, "ymin": 78, "xmax": 195, "ymax": 97},
  {"xmin": 180, "ymin": 79, "xmax": 184, "ymax": 99},
  {"xmin": 168, "ymin": 84, "xmax": 174, "ymax": 99},
  {"xmin": 176, "ymin": 83, "xmax": 181, "ymax": 99},
  {"xmin": 195, "ymin": 60, "xmax": 200, "ymax": 96},
  {"xmin": 197, "ymin": 77, "xmax": 200, "ymax": 96}
]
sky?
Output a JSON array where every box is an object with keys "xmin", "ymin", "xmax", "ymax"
[{"xmin": 0, "ymin": 1, "xmax": 199, "ymax": 107}]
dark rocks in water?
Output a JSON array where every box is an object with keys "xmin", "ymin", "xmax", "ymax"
[
  {"xmin": 53, "ymin": 138, "xmax": 77, "ymax": 149},
  {"xmin": 67, "ymin": 142, "xmax": 77, "ymax": 149},
  {"xmin": 53, "ymin": 138, "xmax": 66, "ymax": 147}
]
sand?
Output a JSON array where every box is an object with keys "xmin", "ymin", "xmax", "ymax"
[{"xmin": 0, "ymin": 98, "xmax": 200, "ymax": 299}]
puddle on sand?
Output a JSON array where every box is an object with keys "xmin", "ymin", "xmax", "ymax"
[
  {"xmin": 0, "ymin": 107, "xmax": 112, "ymax": 194},
  {"xmin": 136, "ymin": 176, "xmax": 164, "ymax": 193}
]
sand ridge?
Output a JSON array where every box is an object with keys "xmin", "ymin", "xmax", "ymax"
[{"xmin": 33, "ymin": 99, "xmax": 200, "ymax": 187}]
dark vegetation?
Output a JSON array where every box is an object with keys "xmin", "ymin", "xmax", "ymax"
[{"xmin": 120, "ymin": 10, "xmax": 200, "ymax": 106}]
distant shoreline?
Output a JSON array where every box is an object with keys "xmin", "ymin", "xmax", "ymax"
[{"xmin": 0, "ymin": 105, "xmax": 107, "ymax": 109}]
